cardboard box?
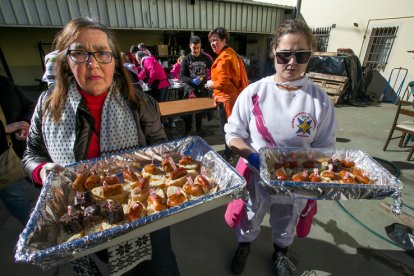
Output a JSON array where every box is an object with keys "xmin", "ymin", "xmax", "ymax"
[{"xmin": 157, "ymin": 45, "xmax": 169, "ymax": 56}]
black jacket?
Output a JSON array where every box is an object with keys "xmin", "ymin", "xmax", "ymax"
[
  {"xmin": 180, "ymin": 53, "xmax": 212, "ymax": 98},
  {"xmin": 0, "ymin": 76, "xmax": 35, "ymax": 158},
  {"xmin": 22, "ymin": 89, "xmax": 167, "ymax": 177}
]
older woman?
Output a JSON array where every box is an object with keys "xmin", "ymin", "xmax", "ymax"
[
  {"xmin": 205, "ymin": 27, "xmax": 247, "ymax": 160},
  {"xmin": 22, "ymin": 18, "xmax": 179, "ymax": 276}
]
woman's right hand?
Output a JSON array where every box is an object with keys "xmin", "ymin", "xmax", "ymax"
[
  {"xmin": 5, "ymin": 121, "xmax": 29, "ymax": 134},
  {"xmin": 40, "ymin": 163, "xmax": 65, "ymax": 184}
]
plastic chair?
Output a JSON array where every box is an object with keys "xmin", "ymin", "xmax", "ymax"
[{"xmin": 383, "ymin": 100, "xmax": 414, "ymax": 161}]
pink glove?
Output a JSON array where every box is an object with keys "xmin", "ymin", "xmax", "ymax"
[{"xmin": 224, "ymin": 199, "xmax": 246, "ymax": 228}]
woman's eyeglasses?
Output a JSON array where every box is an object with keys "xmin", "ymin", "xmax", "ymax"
[
  {"xmin": 66, "ymin": 50, "xmax": 113, "ymax": 64},
  {"xmin": 275, "ymin": 50, "xmax": 312, "ymax": 64}
]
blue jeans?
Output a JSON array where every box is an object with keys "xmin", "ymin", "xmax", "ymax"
[{"xmin": 0, "ymin": 178, "xmax": 31, "ymax": 225}]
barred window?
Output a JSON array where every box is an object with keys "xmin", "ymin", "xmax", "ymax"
[
  {"xmin": 363, "ymin": 26, "xmax": 398, "ymax": 71},
  {"xmin": 312, "ymin": 27, "xmax": 331, "ymax": 52}
]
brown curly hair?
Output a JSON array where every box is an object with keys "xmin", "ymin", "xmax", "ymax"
[{"xmin": 45, "ymin": 18, "xmax": 139, "ymax": 121}]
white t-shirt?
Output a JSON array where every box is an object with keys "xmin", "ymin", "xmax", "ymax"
[{"xmin": 225, "ymin": 76, "xmax": 336, "ymax": 152}]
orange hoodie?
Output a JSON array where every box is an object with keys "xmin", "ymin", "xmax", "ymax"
[{"xmin": 211, "ymin": 47, "xmax": 242, "ymax": 118}]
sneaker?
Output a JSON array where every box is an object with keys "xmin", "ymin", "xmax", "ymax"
[
  {"xmin": 231, "ymin": 243, "xmax": 250, "ymax": 274},
  {"xmin": 272, "ymin": 251, "xmax": 296, "ymax": 276}
]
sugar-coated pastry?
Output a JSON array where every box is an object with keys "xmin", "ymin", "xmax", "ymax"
[
  {"xmin": 100, "ymin": 200, "xmax": 124, "ymax": 224},
  {"xmin": 128, "ymin": 201, "xmax": 146, "ymax": 222},
  {"xmin": 60, "ymin": 206, "xmax": 84, "ymax": 234}
]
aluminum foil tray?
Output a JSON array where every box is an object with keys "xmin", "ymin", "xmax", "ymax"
[
  {"xmin": 259, "ymin": 147, "xmax": 402, "ymax": 202},
  {"xmin": 15, "ymin": 136, "xmax": 246, "ymax": 270}
]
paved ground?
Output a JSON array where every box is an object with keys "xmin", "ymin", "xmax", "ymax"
[{"xmin": 1, "ymin": 90, "xmax": 413, "ymax": 276}]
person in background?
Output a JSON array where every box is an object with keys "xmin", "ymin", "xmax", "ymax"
[
  {"xmin": 205, "ymin": 27, "xmax": 248, "ymax": 160},
  {"xmin": 128, "ymin": 44, "xmax": 140, "ymax": 68},
  {"xmin": 138, "ymin": 43, "xmax": 155, "ymax": 60},
  {"xmin": 180, "ymin": 36, "xmax": 212, "ymax": 136},
  {"xmin": 22, "ymin": 18, "xmax": 180, "ymax": 276},
  {"xmin": 121, "ymin": 51, "xmax": 140, "ymax": 84},
  {"xmin": 169, "ymin": 55, "xmax": 185, "ymax": 79},
  {"xmin": 41, "ymin": 50, "xmax": 58, "ymax": 88},
  {"xmin": 136, "ymin": 50, "xmax": 170, "ymax": 102},
  {"xmin": 0, "ymin": 75, "xmax": 35, "ymax": 226},
  {"xmin": 224, "ymin": 19, "xmax": 336, "ymax": 275}
]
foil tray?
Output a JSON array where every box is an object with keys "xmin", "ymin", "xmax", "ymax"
[
  {"xmin": 259, "ymin": 147, "xmax": 402, "ymax": 203},
  {"xmin": 15, "ymin": 136, "xmax": 246, "ymax": 270}
]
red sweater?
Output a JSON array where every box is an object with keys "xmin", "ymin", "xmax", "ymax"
[{"xmin": 32, "ymin": 89, "xmax": 108, "ymax": 186}]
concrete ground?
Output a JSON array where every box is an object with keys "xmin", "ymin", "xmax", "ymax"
[{"xmin": 1, "ymin": 91, "xmax": 413, "ymax": 276}]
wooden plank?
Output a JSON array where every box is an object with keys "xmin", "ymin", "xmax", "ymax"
[
  {"xmin": 307, "ymin": 72, "xmax": 347, "ymax": 82},
  {"xmin": 159, "ymin": 97, "xmax": 215, "ymax": 117}
]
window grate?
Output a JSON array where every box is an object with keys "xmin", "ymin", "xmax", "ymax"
[
  {"xmin": 312, "ymin": 27, "xmax": 331, "ymax": 52},
  {"xmin": 363, "ymin": 26, "xmax": 398, "ymax": 71}
]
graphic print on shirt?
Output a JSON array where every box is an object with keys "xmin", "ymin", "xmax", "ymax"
[
  {"xmin": 291, "ymin": 112, "xmax": 316, "ymax": 138},
  {"xmin": 188, "ymin": 61, "xmax": 207, "ymax": 78}
]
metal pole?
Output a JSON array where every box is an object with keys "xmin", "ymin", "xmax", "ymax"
[{"xmin": 295, "ymin": 0, "xmax": 302, "ymax": 19}]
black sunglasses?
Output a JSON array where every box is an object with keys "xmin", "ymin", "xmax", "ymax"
[{"xmin": 275, "ymin": 50, "xmax": 312, "ymax": 64}]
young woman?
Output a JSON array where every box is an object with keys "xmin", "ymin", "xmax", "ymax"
[{"xmin": 224, "ymin": 19, "xmax": 336, "ymax": 275}]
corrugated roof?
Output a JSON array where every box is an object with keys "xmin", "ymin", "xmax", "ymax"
[{"xmin": 0, "ymin": 0, "xmax": 293, "ymax": 34}]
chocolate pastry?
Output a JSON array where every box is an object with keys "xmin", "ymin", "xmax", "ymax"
[{"xmin": 60, "ymin": 206, "xmax": 84, "ymax": 234}]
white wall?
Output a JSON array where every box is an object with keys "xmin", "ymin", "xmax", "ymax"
[{"xmin": 300, "ymin": 0, "xmax": 414, "ymax": 98}]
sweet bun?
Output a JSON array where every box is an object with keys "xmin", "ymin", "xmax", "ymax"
[
  {"xmin": 165, "ymin": 167, "xmax": 189, "ymax": 187},
  {"xmin": 91, "ymin": 184, "xmax": 129, "ymax": 204},
  {"xmin": 166, "ymin": 186, "xmax": 188, "ymax": 207},
  {"xmin": 128, "ymin": 201, "xmax": 146, "ymax": 222},
  {"xmin": 147, "ymin": 188, "xmax": 167, "ymax": 214},
  {"xmin": 178, "ymin": 156, "xmax": 201, "ymax": 172}
]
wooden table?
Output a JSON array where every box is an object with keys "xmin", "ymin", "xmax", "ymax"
[{"xmin": 159, "ymin": 97, "xmax": 215, "ymax": 117}]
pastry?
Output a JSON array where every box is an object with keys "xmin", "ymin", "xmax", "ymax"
[
  {"xmin": 128, "ymin": 201, "xmax": 146, "ymax": 222},
  {"xmin": 83, "ymin": 204, "xmax": 103, "ymax": 227},
  {"xmin": 100, "ymin": 200, "xmax": 125, "ymax": 224},
  {"xmin": 59, "ymin": 206, "xmax": 84, "ymax": 234}
]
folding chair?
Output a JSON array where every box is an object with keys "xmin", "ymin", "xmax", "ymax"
[
  {"xmin": 383, "ymin": 100, "xmax": 414, "ymax": 160},
  {"xmin": 400, "ymin": 81, "xmax": 414, "ymax": 102}
]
